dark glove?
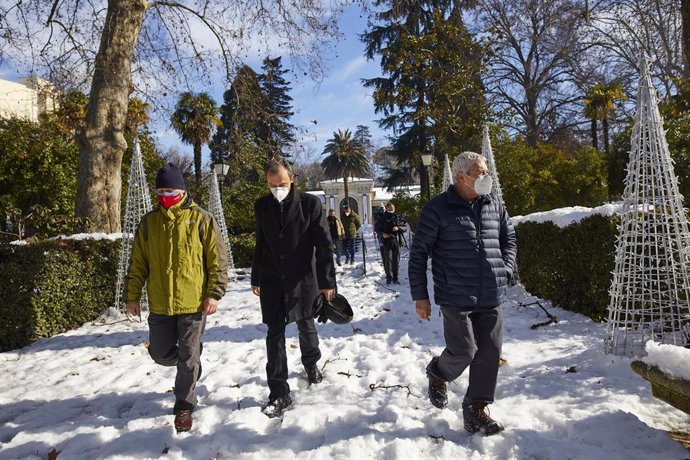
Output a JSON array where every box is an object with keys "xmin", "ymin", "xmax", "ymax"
[{"xmin": 313, "ymin": 294, "xmax": 329, "ymax": 324}]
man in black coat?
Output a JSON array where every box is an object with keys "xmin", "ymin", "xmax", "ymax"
[
  {"xmin": 251, "ymin": 158, "xmax": 336, "ymax": 418},
  {"xmin": 374, "ymin": 202, "xmax": 407, "ymax": 284},
  {"xmin": 408, "ymin": 151, "xmax": 516, "ymax": 436}
]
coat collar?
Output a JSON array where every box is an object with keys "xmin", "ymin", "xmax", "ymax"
[
  {"xmin": 159, "ymin": 192, "xmax": 194, "ymax": 220},
  {"xmin": 267, "ymin": 184, "xmax": 302, "ymax": 230},
  {"xmin": 445, "ymin": 185, "xmax": 491, "ymax": 207},
  {"xmin": 281, "ymin": 185, "xmax": 302, "ymax": 229}
]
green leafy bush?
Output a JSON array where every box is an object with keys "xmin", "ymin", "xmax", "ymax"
[
  {"xmin": 515, "ymin": 214, "xmax": 618, "ymax": 322},
  {"xmin": 0, "ymin": 239, "xmax": 118, "ymax": 351},
  {"xmin": 230, "ymin": 233, "xmax": 256, "ymax": 269}
]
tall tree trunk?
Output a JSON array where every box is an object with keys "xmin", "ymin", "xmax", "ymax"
[
  {"xmin": 682, "ymin": 0, "xmax": 690, "ymax": 78},
  {"xmin": 603, "ymin": 117, "xmax": 610, "ymax": 155},
  {"xmin": 343, "ymin": 175, "xmax": 349, "ymax": 200},
  {"xmin": 75, "ymin": 0, "xmax": 147, "ymax": 232},
  {"xmin": 526, "ymin": 93, "xmax": 539, "ymax": 148},
  {"xmin": 591, "ymin": 118, "xmax": 599, "ymax": 151},
  {"xmin": 194, "ymin": 141, "xmax": 202, "ymax": 191}
]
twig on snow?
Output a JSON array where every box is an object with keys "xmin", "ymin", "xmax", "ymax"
[{"xmin": 368, "ymin": 382, "xmax": 420, "ymax": 398}]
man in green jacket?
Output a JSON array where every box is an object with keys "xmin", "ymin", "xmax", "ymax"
[
  {"xmin": 125, "ymin": 163, "xmax": 228, "ymax": 433},
  {"xmin": 340, "ymin": 204, "xmax": 362, "ymax": 265}
]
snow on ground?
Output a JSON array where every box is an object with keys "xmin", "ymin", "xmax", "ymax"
[
  {"xmin": 1, "ymin": 231, "xmax": 689, "ymax": 460},
  {"xmin": 644, "ymin": 342, "xmax": 690, "ymax": 381},
  {"xmin": 511, "ymin": 203, "xmax": 624, "ymax": 228}
]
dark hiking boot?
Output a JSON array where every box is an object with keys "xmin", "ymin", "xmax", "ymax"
[
  {"xmin": 392, "ymin": 278, "xmax": 400, "ymax": 285},
  {"xmin": 386, "ymin": 277, "xmax": 392, "ymax": 285},
  {"xmin": 305, "ymin": 365, "xmax": 323, "ymax": 384},
  {"xmin": 426, "ymin": 358, "xmax": 448, "ymax": 409},
  {"xmin": 174, "ymin": 409, "xmax": 193, "ymax": 432},
  {"xmin": 262, "ymin": 394, "xmax": 292, "ymax": 418},
  {"xmin": 463, "ymin": 402, "xmax": 504, "ymax": 436}
]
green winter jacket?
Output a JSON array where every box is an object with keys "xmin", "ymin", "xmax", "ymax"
[
  {"xmin": 341, "ymin": 212, "xmax": 362, "ymax": 238},
  {"xmin": 124, "ymin": 194, "xmax": 229, "ymax": 315}
]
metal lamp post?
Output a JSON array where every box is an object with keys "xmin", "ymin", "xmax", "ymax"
[
  {"xmin": 421, "ymin": 153, "xmax": 433, "ymax": 200},
  {"xmin": 213, "ymin": 162, "xmax": 229, "ymax": 201}
]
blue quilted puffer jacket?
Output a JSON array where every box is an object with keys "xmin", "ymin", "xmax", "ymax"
[{"xmin": 408, "ymin": 185, "xmax": 517, "ymax": 310}]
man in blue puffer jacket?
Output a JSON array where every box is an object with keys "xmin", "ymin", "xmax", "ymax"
[{"xmin": 409, "ymin": 151, "xmax": 516, "ymax": 436}]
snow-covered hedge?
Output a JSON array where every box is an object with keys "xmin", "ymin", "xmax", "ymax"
[
  {"xmin": 515, "ymin": 214, "xmax": 618, "ymax": 321},
  {"xmin": 0, "ymin": 239, "xmax": 118, "ymax": 351}
]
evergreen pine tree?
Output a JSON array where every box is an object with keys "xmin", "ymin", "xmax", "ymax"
[
  {"xmin": 210, "ymin": 65, "xmax": 266, "ymax": 181},
  {"xmin": 362, "ymin": 0, "xmax": 484, "ymax": 191},
  {"xmin": 258, "ymin": 56, "xmax": 296, "ymax": 159}
]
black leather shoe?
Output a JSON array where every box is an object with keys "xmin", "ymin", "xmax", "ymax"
[
  {"xmin": 262, "ymin": 394, "xmax": 293, "ymax": 418},
  {"xmin": 305, "ymin": 365, "xmax": 323, "ymax": 384}
]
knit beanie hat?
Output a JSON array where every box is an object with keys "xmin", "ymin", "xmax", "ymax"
[{"xmin": 155, "ymin": 163, "xmax": 186, "ymax": 190}]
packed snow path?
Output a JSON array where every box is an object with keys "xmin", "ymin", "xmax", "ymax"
[{"xmin": 1, "ymin": 242, "xmax": 688, "ymax": 459}]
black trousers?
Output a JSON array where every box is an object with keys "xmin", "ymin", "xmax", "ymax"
[
  {"xmin": 381, "ymin": 236, "xmax": 400, "ymax": 280},
  {"xmin": 266, "ymin": 318, "xmax": 321, "ymax": 399}
]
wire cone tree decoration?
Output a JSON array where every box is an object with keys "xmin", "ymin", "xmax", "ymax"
[
  {"xmin": 605, "ymin": 55, "xmax": 690, "ymax": 356},
  {"xmin": 442, "ymin": 153, "xmax": 453, "ymax": 191},
  {"xmin": 481, "ymin": 124, "xmax": 520, "ymax": 286},
  {"xmin": 481, "ymin": 125, "xmax": 505, "ymax": 205},
  {"xmin": 114, "ymin": 138, "xmax": 152, "ymax": 312},
  {"xmin": 208, "ymin": 173, "xmax": 235, "ymax": 275}
]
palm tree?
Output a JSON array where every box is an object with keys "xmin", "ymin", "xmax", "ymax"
[
  {"xmin": 171, "ymin": 92, "xmax": 221, "ymax": 189},
  {"xmin": 584, "ymin": 82, "xmax": 626, "ymax": 154},
  {"xmin": 321, "ymin": 129, "xmax": 370, "ymax": 200}
]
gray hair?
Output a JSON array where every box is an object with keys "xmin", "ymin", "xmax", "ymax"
[
  {"xmin": 452, "ymin": 151, "xmax": 485, "ymax": 178},
  {"xmin": 265, "ymin": 157, "xmax": 294, "ymax": 177}
]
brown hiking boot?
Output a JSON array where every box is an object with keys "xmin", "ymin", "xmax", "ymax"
[
  {"xmin": 174, "ymin": 409, "xmax": 193, "ymax": 432},
  {"xmin": 463, "ymin": 402, "xmax": 504, "ymax": 436},
  {"xmin": 426, "ymin": 357, "xmax": 448, "ymax": 409}
]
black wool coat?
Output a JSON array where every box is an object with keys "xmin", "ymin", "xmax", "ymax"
[{"xmin": 251, "ymin": 187, "xmax": 336, "ymax": 325}]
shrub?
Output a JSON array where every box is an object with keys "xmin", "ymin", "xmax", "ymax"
[
  {"xmin": 230, "ymin": 233, "xmax": 255, "ymax": 269},
  {"xmin": 515, "ymin": 214, "xmax": 618, "ymax": 322},
  {"xmin": 0, "ymin": 239, "xmax": 118, "ymax": 351}
]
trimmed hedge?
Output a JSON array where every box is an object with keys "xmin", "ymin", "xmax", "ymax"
[
  {"xmin": 0, "ymin": 233, "xmax": 257, "ymax": 351},
  {"xmin": 515, "ymin": 214, "xmax": 618, "ymax": 322},
  {"xmin": 0, "ymin": 239, "xmax": 119, "ymax": 351}
]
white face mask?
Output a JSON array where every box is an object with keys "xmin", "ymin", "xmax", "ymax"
[
  {"xmin": 271, "ymin": 186, "xmax": 290, "ymax": 203},
  {"xmin": 471, "ymin": 174, "xmax": 493, "ymax": 195},
  {"xmin": 344, "ymin": 211, "xmax": 351, "ymax": 216}
]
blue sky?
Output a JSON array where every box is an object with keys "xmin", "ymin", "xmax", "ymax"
[
  {"xmin": 155, "ymin": 4, "xmax": 387, "ymax": 165},
  {"xmin": 0, "ymin": 4, "xmax": 386, "ymax": 166}
]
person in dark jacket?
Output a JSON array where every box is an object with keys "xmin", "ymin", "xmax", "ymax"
[
  {"xmin": 374, "ymin": 202, "xmax": 407, "ymax": 284},
  {"xmin": 340, "ymin": 204, "xmax": 361, "ymax": 265},
  {"xmin": 251, "ymin": 158, "xmax": 336, "ymax": 418},
  {"xmin": 327, "ymin": 209, "xmax": 345, "ymax": 266},
  {"xmin": 408, "ymin": 151, "xmax": 516, "ymax": 436}
]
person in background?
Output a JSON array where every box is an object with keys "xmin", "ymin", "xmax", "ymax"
[
  {"xmin": 251, "ymin": 158, "xmax": 336, "ymax": 418},
  {"xmin": 374, "ymin": 202, "xmax": 407, "ymax": 285},
  {"xmin": 327, "ymin": 209, "xmax": 345, "ymax": 266},
  {"xmin": 340, "ymin": 204, "xmax": 361, "ymax": 265},
  {"xmin": 125, "ymin": 162, "xmax": 228, "ymax": 433},
  {"xmin": 408, "ymin": 151, "xmax": 516, "ymax": 436}
]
